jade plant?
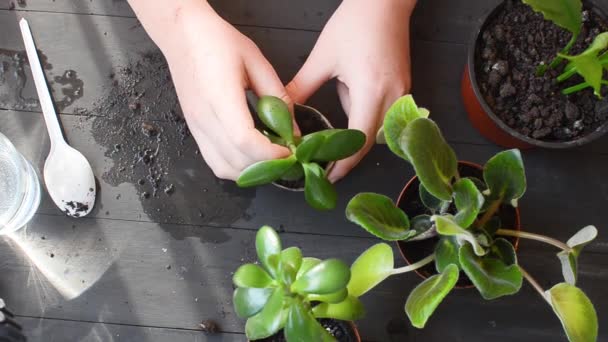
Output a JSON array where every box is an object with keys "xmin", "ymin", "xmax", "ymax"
[
  {"xmin": 522, "ymin": 0, "xmax": 608, "ymax": 96},
  {"xmin": 345, "ymin": 95, "xmax": 599, "ymax": 342},
  {"xmin": 233, "ymin": 225, "xmax": 397, "ymax": 341},
  {"xmin": 236, "ymin": 96, "xmax": 365, "ymax": 210}
]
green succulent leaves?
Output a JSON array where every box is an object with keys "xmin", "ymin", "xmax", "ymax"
[
  {"xmin": 245, "ymin": 289, "xmax": 288, "ymax": 340},
  {"xmin": 291, "ymin": 259, "xmax": 351, "ymax": 295},
  {"xmin": 285, "ymin": 302, "xmax": 335, "ymax": 341},
  {"xmin": 522, "ymin": 0, "xmax": 582, "ymax": 36},
  {"xmin": 401, "ymin": 118, "xmax": 458, "ymax": 201},
  {"xmin": 234, "ymin": 287, "xmax": 274, "ymax": 318},
  {"xmin": 546, "ymin": 283, "xmax": 598, "ymax": 342},
  {"xmin": 345, "ymin": 193, "xmax": 415, "ymax": 241},
  {"xmin": 238, "ymin": 96, "xmax": 366, "ymax": 211},
  {"xmin": 483, "ymin": 149, "xmax": 526, "ymax": 206},
  {"xmin": 405, "ymin": 264, "xmax": 459, "ymax": 328}
]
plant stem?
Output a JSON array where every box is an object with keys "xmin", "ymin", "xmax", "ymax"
[
  {"xmin": 476, "ymin": 199, "xmax": 501, "ymax": 229},
  {"xmin": 538, "ymin": 34, "xmax": 578, "ymax": 76},
  {"xmin": 496, "ymin": 229, "xmax": 571, "ymax": 252},
  {"xmin": 557, "ymin": 67, "xmax": 577, "ymax": 83},
  {"xmin": 391, "ymin": 254, "xmax": 435, "ymax": 275},
  {"xmin": 519, "ymin": 266, "xmax": 549, "ymax": 304},
  {"xmin": 563, "ymin": 81, "xmax": 608, "ymax": 95},
  {"xmin": 439, "ymin": 200, "xmax": 451, "ymax": 215}
]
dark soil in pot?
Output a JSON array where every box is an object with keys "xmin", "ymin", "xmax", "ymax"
[
  {"xmin": 252, "ymin": 319, "xmax": 359, "ymax": 342},
  {"xmin": 396, "ymin": 162, "xmax": 520, "ymax": 288},
  {"xmin": 475, "ymin": 0, "xmax": 608, "ymax": 142},
  {"xmin": 272, "ymin": 104, "xmax": 332, "ymax": 190}
]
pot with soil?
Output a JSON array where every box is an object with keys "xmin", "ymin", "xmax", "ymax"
[
  {"xmin": 462, "ymin": 0, "xmax": 608, "ymax": 148},
  {"xmin": 237, "ymin": 96, "xmax": 366, "ymax": 211},
  {"xmin": 251, "ymin": 319, "xmax": 360, "ymax": 342},
  {"xmin": 345, "ymin": 95, "xmax": 599, "ymax": 339}
]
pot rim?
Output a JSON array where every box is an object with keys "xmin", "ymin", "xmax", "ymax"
[
  {"xmin": 395, "ymin": 160, "xmax": 522, "ymax": 288},
  {"xmin": 247, "ymin": 319, "xmax": 361, "ymax": 342},
  {"xmin": 466, "ymin": 0, "xmax": 608, "ymax": 149},
  {"xmin": 272, "ymin": 103, "xmax": 335, "ymax": 192}
]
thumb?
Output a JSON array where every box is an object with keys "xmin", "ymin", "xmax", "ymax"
[
  {"xmin": 328, "ymin": 90, "xmax": 384, "ymax": 183},
  {"xmin": 245, "ymin": 53, "xmax": 301, "ymax": 136},
  {"xmin": 286, "ymin": 49, "xmax": 332, "ymax": 105}
]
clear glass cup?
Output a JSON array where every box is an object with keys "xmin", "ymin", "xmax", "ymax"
[{"xmin": 0, "ymin": 132, "xmax": 41, "ymax": 235}]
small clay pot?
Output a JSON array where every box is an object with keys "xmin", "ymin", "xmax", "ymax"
[
  {"xmin": 249, "ymin": 319, "xmax": 361, "ymax": 342},
  {"xmin": 272, "ymin": 103, "xmax": 335, "ymax": 191},
  {"xmin": 395, "ymin": 161, "xmax": 521, "ymax": 288},
  {"xmin": 462, "ymin": 0, "xmax": 608, "ymax": 149}
]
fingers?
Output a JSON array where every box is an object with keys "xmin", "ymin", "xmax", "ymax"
[
  {"xmin": 286, "ymin": 49, "xmax": 332, "ymax": 105},
  {"xmin": 245, "ymin": 51, "xmax": 301, "ymax": 136},
  {"xmin": 328, "ymin": 87, "xmax": 385, "ymax": 183}
]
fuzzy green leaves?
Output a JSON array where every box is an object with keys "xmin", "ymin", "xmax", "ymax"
[
  {"xmin": 546, "ymin": 283, "xmax": 598, "ymax": 342},
  {"xmin": 559, "ymin": 32, "xmax": 608, "ymax": 97},
  {"xmin": 483, "ymin": 149, "xmax": 526, "ymax": 206},
  {"xmin": 346, "ymin": 193, "xmax": 416, "ymax": 241},
  {"xmin": 303, "ymin": 163, "xmax": 337, "ymax": 211},
  {"xmin": 257, "ymin": 96, "xmax": 295, "ymax": 144},
  {"xmin": 405, "ymin": 264, "xmax": 459, "ymax": 328},
  {"xmin": 401, "ymin": 118, "xmax": 458, "ymax": 201},
  {"xmin": 381, "ymin": 95, "xmax": 430, "ymax": 161},
  {"xmin": 347, "ymin": 243, "xmax": 395, "ymax": 297},
  {"xmin": 433, "ymin": 215, "xmax": 486, "ymax": 256},
  {"xmin": 522, "ymin": 0, "xmax": 582, "ymax": 36},
  {"xmin": 557, "ymin": 226, "xmax": 598, "ymax": 285},
  {"xmin": 237, "ymin": 157, "xmax": 297, "ymax": 187},
  {"xmin": 453, "ymin": 178, "xmax": 485, "ymax": 228}
]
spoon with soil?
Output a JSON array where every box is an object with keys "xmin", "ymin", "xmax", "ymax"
[{"xmin": 19, "ymin": 18, "xmax": 95, "ymax": 217}]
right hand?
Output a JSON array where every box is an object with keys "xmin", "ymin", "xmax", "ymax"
[{"xmin": 143, "ymin": 3, "xmax": 296, "ymax": 180}]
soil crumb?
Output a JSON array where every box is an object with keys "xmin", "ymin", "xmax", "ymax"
[
  {"xmin": 199, "ymin": 320, "xmax": 220, "ymax": 334},
  {"xmin": 475, "ymin": 0, "xmax": 608, "ymax": 142}
]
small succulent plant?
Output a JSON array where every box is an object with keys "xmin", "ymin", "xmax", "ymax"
[
  {"xmin": 236, "ymin": 96, "xmax": 365, "ymax": 210},
  {"xmin": 345, "ymin": 95, "xmax": 599, "ymax": 342}
]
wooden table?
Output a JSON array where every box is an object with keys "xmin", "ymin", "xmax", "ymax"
[{"xmin": 0, "ymin": 1, "xmax": 606, "ymax": 341}]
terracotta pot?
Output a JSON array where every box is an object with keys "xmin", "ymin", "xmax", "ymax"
[
  {"xmin": 462, "ymin": 0, "xmax": 608, "ymax": 149},
  {"xmin": 395, "ymin": 161, "xmax": 521, "ymax": 289},
  {"xmin": 249, "ymin": 319, "xmax": 361, "ymax": 342}
]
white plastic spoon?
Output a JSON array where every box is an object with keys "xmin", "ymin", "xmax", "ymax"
[{"xmin": 19, "ymin": 18, "xmax": 96, "ymax": 217}]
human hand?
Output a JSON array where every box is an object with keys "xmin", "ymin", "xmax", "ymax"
[
  {"xmin": 130, "ymin": 1, "xmax": 297, "ymax": 180},
  {"xmin": 287, "ymin": 0, "xmax": 417, "ymax": 182}
]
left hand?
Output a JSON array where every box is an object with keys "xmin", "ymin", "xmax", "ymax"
[{"xmin": 287, "ymin": 0, "xmax": 417, "ymax": 182}]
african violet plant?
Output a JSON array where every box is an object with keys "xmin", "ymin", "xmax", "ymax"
[
  {"xmin": 522, "ymin": 0, "xmax": 608, "ymax": 96},
  {"xmin": 346, "ymin": 95, "xmax": 599, "ymax": 342},
  {"xmin": 236, "ymin": 96, "xmax": 365, "ymax": 210},
  {"xmin": 233, "ymin": 226, "xmax": 398, "ymax": 341}
]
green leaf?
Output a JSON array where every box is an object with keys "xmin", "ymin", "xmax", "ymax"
[
  {"xmin": 405, "ymin": 264, "xmax": 459, "ymax": 329},
  {"xmin": 411, "ymin": 215, "xmax": 434, "ymax": 236},
  {"xmin": 312, "ymin": 295, "xmax": 365, "ymax": 321},
  {"xmin": 453, "ymin": 178, "xmax": 485, "ymax": 228},
  {"xmin": 303, "ymin": 163, "xmax": 337, "ymax": 211},
  {"xmin": 401, "ymin": 118, "xmax": 458, "ymax": 201},
  {"xmin": 285, "ymin": 301, "xmax": 335, "ymax": 342},
  {"xmin": 433, "ymin": 215, "xmax": 486, "ymax": 256},
  {"xmin": 233, "ymin": 287, "xmax": 274, "ymax": 318},
  {"xmin": 257, "ymin": 96, "xmax": 295, "ymax": 144},
  {"xmin": 312, "ymin": 129, "xmax": 366, "ymax": 162},
  {"xmin": 560, "ymin": 33, "xmax": 608, "ymax": 97},
  {"xmin": 306, "ymin": 288, "xmax": 349, "ymax": 304},
  {"xmin": 522, "ymin": 0, "xmax": 582, "ymax": 35},
  {"xmin": 281, "ymin": 163, "xmax": 304, "ymax": 181},
  {"xmin": 245, "ymin": 288, "xmax": 288, "ymax": 340},
  {"xmin": 459, "ymin": 244, "xmax": 522, "ymax": 300},
  {"xmin": 347, "ymin": 243, "xmax": 395, "ymax": 297},
  {"xmin": 256, "ymin": 226, "xmax": 282, "ymax": 277},
  {"xmin": 297, "ymin": 257, "xmax": 321, "ymax": 279},
  {"xmin": 382, "ymin": 95, "xmax": 430, "ymax": 161},
  {"xmin": 345, "ymin": 193, "xmax": 415, "ymax": 241},
  {"xmin": 279, "ymin": 247, "xmax": 303, "ymax": 285},
  {"xmin": 237, "ymin": 157, "xmax": 297, "ymax": 187},
  {"xmin": 234, "ymin": 264, "xmax": 274, "ymax": 288},
  {"xmin": 490, "ymin": 238, "xmax": 517, "ymax": 266},
  {"xmin": 483, "ymin": 149, "xmax": 526, "ymax": 206},
  {"xmin": 291, "ymin": 259, "xmax": 351, "ymax": 295},
  {"xmin": 435, "ymin": 237, "xmax": 461, "ymax": 272},
  {"xmin": 263, "ymin": 131, "xmax": 287, "ymax": 146},
  {"xmin": 557, "ymin": 225, "xmax": 598, "ymax": 285},
  {"xmin": 296, "ymin": 132, "xmax": 326, "ymax": 163},
  {"xmin": 546, "ymin": 283, "xmax": 598, "ymax": 342},
  {"xmin": 419, "ymin": 183, "xmax": 445, "ymax": 212}
]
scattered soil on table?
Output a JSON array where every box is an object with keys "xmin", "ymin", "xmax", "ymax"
[
  {"xmin": 199, "ymin": 320, "xmax": 220, "ymax": 334},
  {"xmin": 397, "ymin": 163, "xmax": 518, "ymax": 288},
  {"xmin": 0, "ymin": 48, "xmax": 83, "ymax": 112},
  {"xmin": 255, "ymin": 319, "xmax": 357, "ymax": 342},
  {"xmin": 83, "ymin": 51, "xmax": 253, "ymax": 233},
  {"xmin": 475, "ymin": 0, "xmax": 608, "ymax": 141},
  {"xmin": 63, "ymin": 201, "xmax": 90, "ymax": 218}
]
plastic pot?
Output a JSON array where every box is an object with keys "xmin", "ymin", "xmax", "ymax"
[{"xmin": 395, "ymin": 161, "xmax": 521, "ymax": 288}]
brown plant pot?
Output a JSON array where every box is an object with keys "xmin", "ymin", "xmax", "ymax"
[
  {"xmin": 250, "ymin": 319, "xmax": 361, "ymax": 342},
  {"xmin": 462, "ymin": 0, "xmax": 608, "ymax": 149},
  {"xmin": 395, "ymin": 161, "xmax": 521, "ymax": 288}
]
